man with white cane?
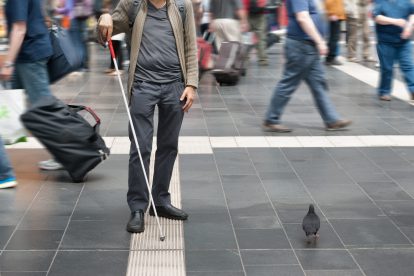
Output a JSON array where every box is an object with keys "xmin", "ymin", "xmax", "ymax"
[{"xmin": 97, "ymin": 0, "xmax": 198, "ymax": 234}]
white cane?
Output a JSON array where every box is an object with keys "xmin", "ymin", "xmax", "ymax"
[{"xmin": 108, "ymin": 40, "xmax": 166, "ymax": 241}]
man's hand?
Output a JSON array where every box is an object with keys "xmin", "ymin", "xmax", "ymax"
[
  {"xmin": 180, "ymin": 86, "xmax": 196, "ymax": 113},
  {"xmin": 394, "ymin": 18, "xmax": 407, "ymax": 28},
  {"xmin": 317, "ymin": 41, "xmax": 328, "ymax": 56},
  {"xmin": 0, "ymin": 66, "xmax": 14, "ymax": 81},
  {"xmin": 98, "ymin": 13, "xmax": 113, "ymax": 45},
  {"xmin": 401, "ymin": 25, "xmax": 412, "ymax": 39}
]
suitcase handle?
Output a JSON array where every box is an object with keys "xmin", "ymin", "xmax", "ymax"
[{"xmin": 68, "ymin": 105, "xmax": 101, "ymax": 125}]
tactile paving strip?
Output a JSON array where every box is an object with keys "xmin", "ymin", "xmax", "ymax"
[{"xmin": 126, "ymin": 153, "xmax": 185, "ymax": 276}]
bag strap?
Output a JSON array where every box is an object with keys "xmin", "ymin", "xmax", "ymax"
[
  {"xmin": 128, "ymin": 0, "xmax": 186, "ymax": 30},
  {"xmin": 175, "ymin": 0, "xmax": 186, "ymax": 26},
  {"xmin": 128, "ymin": 0, "xmax": 143, "ymax": 29}
]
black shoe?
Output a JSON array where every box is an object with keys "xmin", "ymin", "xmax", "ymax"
[
  {"xmin": 126, "ymin": 210, "xmax": 145, "ymax": 233},
  {"xmin": 149, "ymin": 204, "xmax": 189, "ymax": 220}
]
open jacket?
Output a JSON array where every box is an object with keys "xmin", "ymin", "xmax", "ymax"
[{"xmin": 109, "ymin": 0, "xmax": 199, "ymax": 100}]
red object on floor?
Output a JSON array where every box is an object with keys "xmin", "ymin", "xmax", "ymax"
[{"xmin": 197, "ymin": 37, "xmax": 213, "ymax": 71}]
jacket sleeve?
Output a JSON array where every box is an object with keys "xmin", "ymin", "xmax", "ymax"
[
  {"xmin": 111, "ymin": 0, "xmax": 131, "ymax": 35},
  {"xmin": 184, "ymin": 0, "xmax": 199, "ymax": 89}
]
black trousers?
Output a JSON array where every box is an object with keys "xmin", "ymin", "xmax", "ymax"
[
  {"xmin": 127, "ymin": 80, "xmax": 185, "ymax": 211},
  {"xmin": 327, "ymin": 20, "xmax": 341, "ymax": 62},
  {"xmin": 110, "ymin": 40, "xmax": 124, "ymax": 70}
]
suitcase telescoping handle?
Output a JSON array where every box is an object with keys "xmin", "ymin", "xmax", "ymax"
[{"xmin": 68, "ymin": 105, "xmax": 101, "ymax": 125}]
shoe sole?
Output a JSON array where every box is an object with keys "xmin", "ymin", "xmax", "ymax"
[
  {"xmin": 0, "ymin": 181, "xmax": 17, "ymax": 189},
  {"xmin": 326, "ymin": 123, "xmax": 352, "ymax": 131},
  {"xmin": 149, "ymin": 211, "xmax": 188, "ymax": 221},
  {"xmin": 126, "ymin": 225, "xmax": 145, "ymax": 233},
  {"xmin": 262, "ymin": 127, "xmax": 292, "ymax": 133},
  {"xmin": 39, "ymin": 166, "xmax": 64, "ymax": 171}
]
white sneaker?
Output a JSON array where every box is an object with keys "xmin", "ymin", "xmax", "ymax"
[{"xmin": 38, "ymin": 159, "xmax": 64, "ymax": 171}]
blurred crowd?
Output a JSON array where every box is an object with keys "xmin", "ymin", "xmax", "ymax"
[{"xmin": 1, "ymin": 0, "xmax": 414, "ymax": 191}]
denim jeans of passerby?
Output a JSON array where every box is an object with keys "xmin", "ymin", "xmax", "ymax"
[
  {"xmin": 377, "ymin": 41, "xmax": 414, "ymax": 96},
  {"xmin": 70, "ymin": 18, "xmax": 89, "ymax": 69},
  {"xmin": 327, "ymin": 20, "xmax": 341, "ymax": 62},
  {"xmin": 265, "ymin": 38, "xmax": 340, "ymax": 125},
  {"xmin": 12, "ymin": 58, "xmax": 52, "ymax": 105},
  {"xmin": 0, "ymin": 137, "xmax": 15, "ymax": 181}
]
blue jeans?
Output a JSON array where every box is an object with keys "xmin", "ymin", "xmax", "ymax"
[
  {"xmin": 377, "ymin": 41, "xmax": 414, "ymax": 96},
  {"xmin": 12, "ymin": 58, "xmax": 52, "ymax": 105},
  {"xmin": 265, "ymin": 38, "xmax": 340, "ymax": 125},
  {"xmin": 70, "ymin": 18, "xmax": 89, "ymax": 69},
  {"xmin": 0, "ymin": 137, "xmax": 15, "ymax": 181}
]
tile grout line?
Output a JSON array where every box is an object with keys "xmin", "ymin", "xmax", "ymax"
[
  {"xmin": 0, "ymin": 175, "xmax": 51, "ymax": 257},
  {"xmin": 45, "ymin": 183, "xmax": 86, "ymax": 275},
  {"xmin": 209, "ymin": 150, "xmax": 248, "ymax": 275},
  {"xmin": 323, "ymin": 148, "xmax": 414, "ymax": 247},
  {"xmin": 277, "ymin": 148, "xmax": 368, "ymax": 276},
  {"xmin": 244, "ymin": 147, "xmax": 307, "ymax": 275}
]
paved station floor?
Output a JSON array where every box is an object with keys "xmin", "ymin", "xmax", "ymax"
[{"xmin": 1, "ymin": 44, "xmax": 414, "ymax": 276}]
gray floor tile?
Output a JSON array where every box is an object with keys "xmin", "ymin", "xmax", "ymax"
[
  {"xmin": 305, "ymin": 270, "xmax": 364, "ymax": 276},
  {"xmin": 330, "ymin": 218, "xmax": 411, "ymax": 247},
  {"xmin": 186, "ymin": 250, "xmax": 243, "ymax": 272},
  {"xmin": 0, "ymin": 273, "xmax": 47, "ymax": 276},
  {"xmin": 187, "ymin": 272, "xmax": 244, "ymax": 276},
  {"xmin": 376, "ymin": 200, "xmax": 414, "ymax": 227},
  {"xmin": 241, "ymin": 250, "xmax": 298, "ymax": 266},
  {"xmin": 235, "ymin": 229, "xmax": 291, "ymax": 249},
  {"xmin": 358, "ymin": 182, "xmax": 413, "ymax": 201},
  {"xmin": 0, "ymin": 251, "xmax": 55, "ymax": 272},
  {"xmin": 5, "ymin": 230, "xmax": 63, "ymax": 250},
  {"xmin": 245, "ymin": 265, "xmax": 304, "ymax": 276},
  {"xmin": 284, "ymin": 223, "xmax": 344, "ymax": 249},
  {"xmin": 295, "ymin": 250, "xmax": 358, "ymax": 270},
  {"xmin": 232, "ymin": 215, "xmax": 281, "ymax": 229},
  {"xmin": 48, "ymin": 251, "xmax": 129, "ymax": 276},
  {"xmin": 319, "ymin": 202, "xmax": 383, "ymax": 219},
  {"xmin": 185, "ymin": 213, "xmax": 237, "ymax": 250},
  {"xmin": 213, "ymin": 150, "xmax": 256, "ymax": 176},
  {"xmin": 351, "ymin": 249, "xmax": 414, "ymax": 276},
  {"xmin": 60, "ymin": 220, "xmax": 130, "ymax": 249},
  {"xmin": 18, "ymin": 215, "xmax": 70, "ymax": 231},
  {"xmin": 0, "ymin": 226, "xmax": 15, "ymax": 249}
]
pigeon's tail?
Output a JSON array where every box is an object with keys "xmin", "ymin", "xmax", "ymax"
[{"xmin": 308, "ymin": 204, "xmax": 315, "ymax": 214}]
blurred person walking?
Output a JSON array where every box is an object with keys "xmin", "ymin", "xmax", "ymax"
[
  {"xmin": 65, "ymin": 0, "xmax": 93, "ymax": 71},
  {"xmin": 373, "ymin": 0, "xmax": 414, "ymax": 102},
  {"xmin": 345, "ymin": 0, "xmax": 374, "ymax": 62},
  {"xmin": 1, "ymin": 0, "xmax": 63, "ymax": 171},
  {"xmin": 0, "ymin": 137, "xmax": 17, "ymax": 189},
  {"xmin": 325, "ymin": 0, "xmax": 346, "ymax": 65},
  {"xmin": 105, "ymin": 0, "xmax": 124, "ymax": 76},
  {"xmin": 243, "ymin": 0, "xmax": 268, "ymax": 66},
  {"xmin": 263, "ymin": 0, "xmax": 351, "ymax": 132},
  {"xmin": 200, "ymin": 0, "xmax": 210, "ymax": 34},
  {"xmin": 209, "ymin": 0, "xmax": 249, "ymax": 50},
  {"xmin": 97, "ymin": 0, "xmax": 198, "ymax": 233}
]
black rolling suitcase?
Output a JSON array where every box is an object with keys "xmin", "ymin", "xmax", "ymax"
[
  {"xmin": 21, "ymin": 96, "xmax": 110, "ymax": 182},
  {"xmin": 212, "ymin": 41, "xmax": 249, "ymax": 85}
]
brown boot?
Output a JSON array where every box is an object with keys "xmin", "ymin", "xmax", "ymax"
[
  {"xmin": 326, "ymin": 120, "xmax": 352, "ymax": 131},
  {"xmin": 262, "ymin": 122, "xmax": 292, "ymax": 133}
]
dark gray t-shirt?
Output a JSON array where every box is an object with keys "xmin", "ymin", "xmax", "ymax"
[{"xmin": 135, "ymin": 2, "xmax": 182, "ymax": 83}]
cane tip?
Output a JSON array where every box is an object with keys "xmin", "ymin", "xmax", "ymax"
[{"xmin": 160, "ymin": 236, "xmax": 166, "ymax": 242}]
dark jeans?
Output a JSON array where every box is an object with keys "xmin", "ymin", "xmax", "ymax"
[
  {"xmin": 70, "ymin": 18, "xmax": 89, "ymax": 69},
  {"xmin": 265, "ymin": 38, "xmax": 340, "ymax": 125},
  {"xmin": 12, "ymin": 58, "xmax": 52, "ymax": 105},
  {"xmin": 327, "ymin": 20, "xmax": 341, "ymax": 62},
  {"xmin": 110, "ymin": 40, "xmax": 124, "ymax": 70},
  {"xmin": 377, "ymin": 41, "xmax": 414, "ymax": 96},
  {"xmin": 128, "ymin": 80, "xmax": 185, "ymax": 211}
]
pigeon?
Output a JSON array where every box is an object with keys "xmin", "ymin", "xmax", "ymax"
[{"xmin": 302, "ymin": 204, "xmax": 320, "ymax": 243}]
